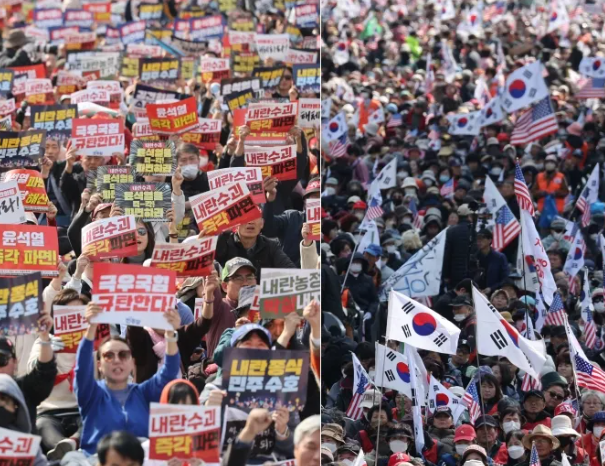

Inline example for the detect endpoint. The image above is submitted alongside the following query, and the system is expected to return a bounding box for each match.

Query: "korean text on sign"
[244,145,297,181]
[1,169,49,212]
[297,98,320,129]
[0,180,25,224]
[0,225,59,277]
[114,182,172,222]
[181,119,222,151]
[245,102,298,133]
[189,181,261,236]
[0,131,46,168]
[0,427,42,463]
[31,104,77,141]
[95,166,136,202]
[128,140,176,176]
[53,305,87,353]
[91,263,176,330]
[148,404,220,463]
[259,268,320,318]
[150,237,218,277]
[222,348,310,411]
[81,215,138,260]
[305,199,321,242]
[146,97,199,135]
[0,273,42,337]
[207,167,265,205]
[72,118,125,157]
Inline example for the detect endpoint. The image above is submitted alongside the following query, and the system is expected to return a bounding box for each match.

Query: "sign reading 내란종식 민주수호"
[128,140,176,176]
[149,404,221,465]
[298,98,320,129]
[1,169,49,212]
[146,97,199,135]
[150,237,217,277]
[0,272,43,336]
[0,130,46,167]
[0,225,59,277]
[92,166,136,202]
[259,268,320,319]
[0,180,26,224]
[81,215,138,260]
[72,118,125,157]
[0,427,42,464]
[244,145,297,181]
[181,119,222,151]
[305,198,321,241]
[114,182,172,222]
[245,102,298,133]
[91,263,176,330]
[207,167,265,205]
[30,105,77,143]
[190,181,261,235]
[293,64,320,93]
[222,348,309,411]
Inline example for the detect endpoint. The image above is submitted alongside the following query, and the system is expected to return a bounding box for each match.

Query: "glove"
[50,335,65,353]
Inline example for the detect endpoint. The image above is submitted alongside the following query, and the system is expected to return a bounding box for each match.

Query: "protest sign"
[293,64,320,93]
[298,98,320,129]
[259,268,320,318]
[49,26,80,45]
[0,115,10,131]
[305,198,321,242]
[31,105,77,143]
[139,58,180,84]
[62,31,97,51]
[131,84,186,118]
[200,58,231,82]
[132,119,157,139]
[181,119,222,151]
[0,273,42,336]
[207,167,265,205]
[147,97,199,135]
[0,181,25,224]
[233,109,288,146]
[0,98,16,116]
[82,215,138,259]
[126,43,163,58]
[255,34,290,62]
[244,145,297,181]
[0,131,46,167]
[129,140,176,176]
[82,2,111,23]
[66,51,121,78]
[190,182,261,235]
[0,427,42,463]
[149,404,220,464]
[8,64,46,100]
[286,48,318,65]
[114,182,172,222]
[91,263,176,330]
[72,118,125,156]
[294,4,319,28]
[246,102,298,133]
[139,2,163,20]
[69,88,110,105]
[225,89,255,112]
[120,20,146,44]
[33,8,63,28]
[64,9,94,27]
[150,237,217,277]
[222,348,309,411]
[0,69,14,97]
[56,70,83,95]
[0,225,59,277]
[187,14,225,40]
[53,305,110,353]
[231,51,261,74]
[121,57,140,78]
[220,77,261,97]
[252,67,285,90]
[221,407,276,457]
[1,169,49,212]
[94,166,136,202]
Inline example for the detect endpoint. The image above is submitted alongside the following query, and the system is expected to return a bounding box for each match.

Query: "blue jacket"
[477,248,510,291]
[75,338,180,454]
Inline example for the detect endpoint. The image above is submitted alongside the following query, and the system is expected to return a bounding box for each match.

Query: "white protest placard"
[25,79,53,97]
[150,237,218,277]
[305,198,321,242]
[69,88,110,105]
[244,145,297,181]
[87,80,122,94]
[259,268,320,318]
[0,428,41,465]
[255,34,290,62]
[298,98,320,129]
[0,180,26,224]
[207,167,265,205]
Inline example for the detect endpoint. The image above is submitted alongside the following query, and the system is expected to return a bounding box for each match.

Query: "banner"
[150,237,217,277]
[0,69,14,97]
[222,348,309,411]
[91,263,176,330]
[305,198,320,241]
[255,34,290,62]
[72,118,124,156]
[200,58,231,82]
[139,2,163,20]
[56,70,83,95]
[294,4,318,28]
[131,83,186,118]
[0,131,46,167]
[31,105,77,143]
[52,305,105,353]
[128,140,176,176]
[207,167,265,205]
[149,404,220,464]
[234,110,288,146]
[0,427,41,464]
[220,77,261,97]
[244,145,297,181]
[81,215,138,259]
[0,180,25,224]
[64,9,94,27]
[225,89,255,112]
[221,407,275,458]
[146,97,199,135]
[187,15,225,40]
[246,102,298,133]
[286,48,318,65]
[252,67,285,89]
[0,225,58,277]
[181,119,222,151]
[132,119,156,139]
[0,273,42,336]
[94,166,136,202]
[190,181,261,235]
[114,182,172,222]
[1,169,49,212]
[24,78,53,105]
[139,58,180,84]
[293,64,320,93]
[259,268,320,318]
[83,2,111,23]
[298,98,320,128]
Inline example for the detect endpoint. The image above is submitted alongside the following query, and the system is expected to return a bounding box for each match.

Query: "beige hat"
[522,425,560,450]
[438,145,454,157]
[458,204,471,216]
[550,415,580,438]
[321,423,345,444]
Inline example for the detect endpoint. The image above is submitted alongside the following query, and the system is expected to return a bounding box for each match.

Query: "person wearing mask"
[335,441,362,465]
[504,430,527,466]
[453,424,477,461]
[340,253,379,337]
[475,229,510,296]
[579,411,605,465]
[532,155,569,214]
[451,296,477,355]
[320,423,346,455]
[386,425,414,456]
[500,408,523,437]
[550,415,585,465]
[97,431,145,466]
[521,425,563,466]
[542,218,572,252]
[175,143,212,201]
[356,405,393,458]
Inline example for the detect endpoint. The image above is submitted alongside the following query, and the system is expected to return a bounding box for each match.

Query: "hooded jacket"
[0,374,48,466]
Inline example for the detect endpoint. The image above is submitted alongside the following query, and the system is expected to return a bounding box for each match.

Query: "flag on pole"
[575,78,605,99]
[563,225,585,284]
[405,343,425,455]
[324,112,348,143]
[544,292,567,326]
[510,97,559,146]
[501,62,549,113]
[346,353,373,420]
[408,198,424,230]
[447,111,481,136]
[493,206,521,251]
[530,442,541,466]
[461,380,481,424]
[369,106,385,125]
[352,450,368,466]
[375,343,428,403]
[521,316,543,392]
[365,188,384,221]
[440,178,455,199]
[387,113,403,128]
[581,269,597,350]
[576,164,600,227]
[375,158,397,190]
[427,375,466,422]
[565,317,605,393]
[580,57,605,78]
[328,132,350,158]
[478,96,505,128]
[358,220,380,255]
[535,292,548,333]
[514,161,536,216]
[547,1,570,33]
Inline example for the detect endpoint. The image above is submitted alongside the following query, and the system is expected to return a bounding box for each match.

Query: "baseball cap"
[221,257,256,281]
[388,453,411,466]
[524,389,545,402]
[347,196,362,204]
[304,178,321,197]
[434,406,453,417]
[554,403,577,417]
[474,415,498,428]
[454,424,476,442]
[230,323,272,347]
[451,296,472,307]
[364,244,382,257]
[353,201,367,210]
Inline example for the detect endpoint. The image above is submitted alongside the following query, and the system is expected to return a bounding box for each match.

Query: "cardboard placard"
[72,118,125,156]
[207,167,266,205]
[0,225,59,277]
[252,67,285,89]
[0,98,16,116]
[255,34,290,62]
[0,69,14,97]
[231,51,260,74]
[69,88,110,105]
[0,180,25,224]
[1,169,49,212]
[52,305,110,353]
[130,83,186,118]
[150,237,217,277]
[233,109,288,146]
[114,182,172,222]
[129,140,176,176]
[244,145,297,181]
[0,131,46,168]
[64,9,94,27]
[81,215,139,259]
[259,268,320,318]
[139,58,180,84]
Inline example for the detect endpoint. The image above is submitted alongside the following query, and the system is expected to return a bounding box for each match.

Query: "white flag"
[501,61,549,113]
[563,226,585,280]
[352,449,368,466]
[369,106,385,125]
[478,96,505,128]
[447,111,481,136]
[535,292,548,333]
[474,77,491,106]
[405,344,425,455]
[386,290,461,355]
[358,220,380,253]
[321,98,332,120]
[473,286,547,379]
[547,1,570,33]
[580,57,605,78]
[440,0,456,20]
[483,176,507,213]
[427,375,466,423]
[374,343,427,403]
[457,6,483,35]
[323,112,348,143]
[333,41,350,65]
[516,236,538,294]
[375,158,397,190]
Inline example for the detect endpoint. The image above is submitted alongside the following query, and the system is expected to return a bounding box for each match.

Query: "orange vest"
[536,172,566,212]
[358,99,381,132]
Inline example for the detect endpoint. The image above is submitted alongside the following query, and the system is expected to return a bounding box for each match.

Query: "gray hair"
[294,415,321,445]
[581,390,605,407]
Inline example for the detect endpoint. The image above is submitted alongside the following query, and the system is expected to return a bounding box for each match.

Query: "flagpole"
[566,315,588,454]
[473,293,491,452]
[341,240,360,294]
[374,342,386,459]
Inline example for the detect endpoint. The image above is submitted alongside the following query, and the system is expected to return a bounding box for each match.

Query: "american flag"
[583,270,597,350]
[584,302,597,350]
[328,132,350,158]
[365,189,384,221]
[387,113,402,128]
[514,161,535,216]
[346,354,372,420]
[576,78,605,99]
[408,198,424,230]
[493,205,521,251]
[440,178,454,199]
[461,381,481,424]
[573,351,605,393]
[510,97,559,146]
[521,317,543,391]
[577,185,592,227]
[529,442,541,466]
[544,292,567,326]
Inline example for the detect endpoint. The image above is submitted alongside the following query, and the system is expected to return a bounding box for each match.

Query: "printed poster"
[1,170,49,212]
[0,273,42,336]
[81,215,139,260]
[114,182,172,222]
[305,198,321,241]
[128,140,176,176]
[0,131,46,168]
[207,167,266,205]
[0,180,26,224]
[150,237,217,277]
[72,118,125,156]
[259,268,320,318]
[244,145,297,181]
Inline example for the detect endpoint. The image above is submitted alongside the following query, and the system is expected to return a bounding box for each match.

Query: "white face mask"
[181,164,199,179]
[389,440,408,453]
[453,313,467,322]
[387,245,397,254]
[354,212,365,221]
[503,421,521,434]
[405,188,417,197]
[342,460,354,466]
[455,444,469,456]
[594,426,605,439]
[545,162,557,172]
[325,187,336,196]
[491,167,502,176]
[508,445,525,459]
[368,369,376,379]
[350,263,362,274]
[425,179,434,187]
[199,155,209,168]
[322,442,337,453]
[552,232,563,240]
[594,302,605,313]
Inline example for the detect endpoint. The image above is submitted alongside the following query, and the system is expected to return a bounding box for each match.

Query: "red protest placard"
[146,97,199,135]
[305,198,321,241]
[207,167,266,205]
[150,237,217,277]
[81,215,139,260]
[149,404,220,463]
[9,64,46,99]
[246,102,298,133]
[190,182,261,236]
[83,2,111,23]
[53,305,110,353]
[233,109,288,146]
[0,224,59,277]
[72,118,125,157]
[91,263,176,330]
[2,169,49,212]
[0,427,42,465]
[244,145,297,181]
[181,118,222,151]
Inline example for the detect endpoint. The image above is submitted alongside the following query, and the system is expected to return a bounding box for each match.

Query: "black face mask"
[392,197,403,205]
[0,406,16,428]
[558,437,573,448]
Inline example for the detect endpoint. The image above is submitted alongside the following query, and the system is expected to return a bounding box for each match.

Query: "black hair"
[123,221,155,262]
[97,336,132,361]
[367,404,393,422]
[176,143,200,160]
[167,382,199,404]
[97,431,144,466]
[505,429,526,446]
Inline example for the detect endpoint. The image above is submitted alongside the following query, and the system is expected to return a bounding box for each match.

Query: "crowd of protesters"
[0,0,322,464]
[319,1,605,466]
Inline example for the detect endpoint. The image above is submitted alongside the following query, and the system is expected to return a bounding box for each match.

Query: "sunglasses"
[283,75,293,80]
[137,227,147,236]
[548,391,565,400]
[101,350,132,362]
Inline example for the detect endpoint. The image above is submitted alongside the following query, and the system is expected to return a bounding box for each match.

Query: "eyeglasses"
[283,75,293,80]
[137,227,147,236]
[548,391,565,400]
[229,274,256,284]
[101,350,132,362]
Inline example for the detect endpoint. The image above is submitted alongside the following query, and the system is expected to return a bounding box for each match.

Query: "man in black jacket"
[40,138,72,226]
[0,29,61,68]
[443,204,476,288]
[340,253,378,339]
[476,229,510,295]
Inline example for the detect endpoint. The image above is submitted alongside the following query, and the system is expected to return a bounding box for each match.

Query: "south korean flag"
[447,111,481,136]
[479,96,505,128]
[501,61,549,113]
[580,57,605,79]
[374,343,427,404]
